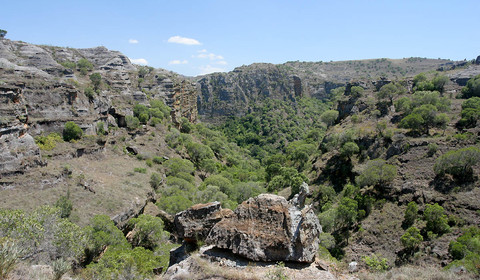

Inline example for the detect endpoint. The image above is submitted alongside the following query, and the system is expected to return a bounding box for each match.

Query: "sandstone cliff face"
[195,59,453,121]
[0,39,197,175]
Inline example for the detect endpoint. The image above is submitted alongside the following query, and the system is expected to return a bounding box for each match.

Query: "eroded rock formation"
[205,193,322,263]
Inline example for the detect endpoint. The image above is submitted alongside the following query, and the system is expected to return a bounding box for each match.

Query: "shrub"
[362,254,389,272]
[401,226,423,252]
[186,142,214,167]
[320,110,339,127]
[63,121,83,141]
[462,74,480,98]
[423,203,450,235]
[399,104,439,135]
[77,58,93,75]
[377,83,405,103]
[85,246,163,279]
[458,97,480,128]
[0,238,22,280]
[447,226,480,274]
[52,258,71,280]
[60,60,76,70]
[356,159,397,187]
[125,115,140,130]
[340,141,359,158]
[85,215,129,258]
[134,167,147,173]
[180,117,193,133]
[156,195,193,215]
[0,29,7,38]
[163,158,195,176]
[127,215,168,249]
[89,73,102,91]
[350,86,364,98]
[96,121,106,135]
[427,143,438,157]
[403,201,418,228]
[54,195,73,218]
[434,147,480,181]
[35,132,63,150]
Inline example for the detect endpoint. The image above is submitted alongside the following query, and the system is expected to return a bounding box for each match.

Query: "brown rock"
[205,194,322,263]
[174,201,233,242]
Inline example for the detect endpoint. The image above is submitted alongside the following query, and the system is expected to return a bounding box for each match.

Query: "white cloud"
[216,60,228,65]
[199,65,226,75]
[129,39,139,44]
[196,52,224,60]
[169,60,188,65]
[130,58,148,65]
[198,49,207,53]
[167,35,201,45]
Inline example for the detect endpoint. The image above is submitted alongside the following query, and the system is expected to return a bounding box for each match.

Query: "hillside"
[1,37,480,280]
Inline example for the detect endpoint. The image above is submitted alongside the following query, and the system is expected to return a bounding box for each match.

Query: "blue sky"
[2,1,479,76]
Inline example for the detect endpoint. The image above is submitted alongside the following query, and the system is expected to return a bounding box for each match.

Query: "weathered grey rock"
[174,202,233,242]
[205,194,322,263]
[348,261,358,272]
[0,128,43,175]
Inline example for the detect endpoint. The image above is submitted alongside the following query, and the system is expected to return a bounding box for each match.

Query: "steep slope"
[0,39,196,176]
[196,58,456,121]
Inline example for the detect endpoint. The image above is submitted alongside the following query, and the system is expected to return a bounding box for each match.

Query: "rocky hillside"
[2,37,480,280]
[0,39,196,176]
[196,58,458,121]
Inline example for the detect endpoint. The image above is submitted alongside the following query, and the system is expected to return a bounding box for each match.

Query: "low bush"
[63,121,83,142]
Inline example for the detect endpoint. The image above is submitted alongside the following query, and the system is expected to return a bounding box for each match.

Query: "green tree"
[401,226,423,252]
[125,116,140,130]
[377,83,405,103]
[321,110,339,127]
[62,121,83,141]
[356,159,397,188]
[336,197,358,228]
[432,74,449,93]
[0,29,7,38]
[433,147,480,181]
[186,142,214,167]
[458,97,480,128]
[127,215,168,250]
[462,74,480,98]
[267,167,307,195]
[403,201,418,228]
[89,73,102,91]
[85,215,129,257]
[340,141,359,158]
[350,86,364,98]
[424,203,450,235]
[399,104,439,134]
[163,158,195,176]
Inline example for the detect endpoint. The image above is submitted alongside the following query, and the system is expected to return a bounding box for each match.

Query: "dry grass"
[0,129,173,226]
[356,265,475,280]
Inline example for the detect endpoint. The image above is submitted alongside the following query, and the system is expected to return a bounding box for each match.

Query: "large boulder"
[205,193,322,263]
[174,202,233,242]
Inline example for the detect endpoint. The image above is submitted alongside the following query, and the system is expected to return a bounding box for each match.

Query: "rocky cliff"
[195,58,455,121]
[0,39,196,175]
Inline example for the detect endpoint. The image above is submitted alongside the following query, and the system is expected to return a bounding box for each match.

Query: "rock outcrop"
[205,193,322,263]
[174,201,233,242]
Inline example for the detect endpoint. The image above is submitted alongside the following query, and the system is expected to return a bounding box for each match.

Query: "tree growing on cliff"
[89,73,102,92]
[0,29,7,38]
[63,121,83,142]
